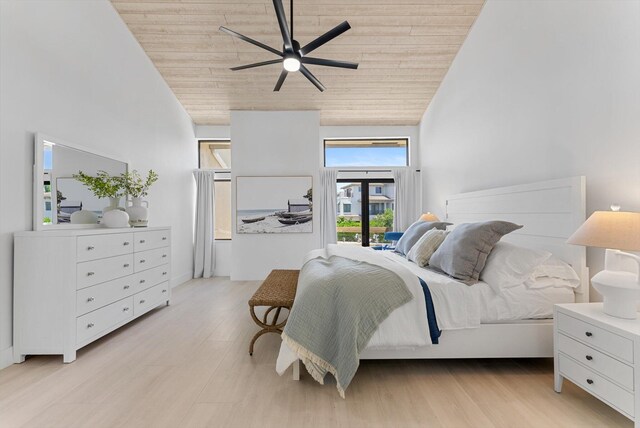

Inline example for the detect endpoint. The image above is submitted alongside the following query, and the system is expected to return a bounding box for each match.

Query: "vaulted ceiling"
[111,0,483,125]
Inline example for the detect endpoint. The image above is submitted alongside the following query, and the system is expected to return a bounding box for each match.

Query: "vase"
[103,197,122,214]
[102,209,130,228]
[126,197,149,227]
[70,209,98,224]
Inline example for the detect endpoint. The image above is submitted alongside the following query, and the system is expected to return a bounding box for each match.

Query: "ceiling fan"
[219,0,358,92]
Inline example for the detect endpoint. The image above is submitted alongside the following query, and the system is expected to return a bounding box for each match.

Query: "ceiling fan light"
[283,57,301,72]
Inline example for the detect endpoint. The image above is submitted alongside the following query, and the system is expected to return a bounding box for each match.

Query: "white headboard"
[446,177,589,302]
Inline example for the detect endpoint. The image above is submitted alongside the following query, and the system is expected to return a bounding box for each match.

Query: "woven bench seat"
[248,269,299,355]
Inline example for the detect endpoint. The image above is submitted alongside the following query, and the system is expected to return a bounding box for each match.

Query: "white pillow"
[480,242,552,294]
[406,228,448,267]
[527,256,580,289]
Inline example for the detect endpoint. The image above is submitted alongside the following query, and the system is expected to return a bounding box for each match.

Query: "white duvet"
[276,245,574,374]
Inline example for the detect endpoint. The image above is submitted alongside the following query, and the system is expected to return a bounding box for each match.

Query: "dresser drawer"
[134,247,169,272]
[77,254,134,289]
[76,275,136,316]
[133,265,170,292]
[77,233,133,262]
[76,297,134,344]
[134,230,170,252]
[558,333,633,391]
[134,282,169,316]
[559,354,634,417]
[557,312,633,363]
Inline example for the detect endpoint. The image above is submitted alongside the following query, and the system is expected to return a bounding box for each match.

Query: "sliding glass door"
[336,179,394,247]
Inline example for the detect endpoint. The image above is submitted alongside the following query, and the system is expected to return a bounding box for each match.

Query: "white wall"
[0,0,197,368]
[230,111,321,280]
[419,0,640,290]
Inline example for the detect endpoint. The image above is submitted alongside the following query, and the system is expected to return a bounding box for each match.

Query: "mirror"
[34,133,128,230]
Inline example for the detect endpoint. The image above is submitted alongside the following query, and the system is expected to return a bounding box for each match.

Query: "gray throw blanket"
[281,256,413,397]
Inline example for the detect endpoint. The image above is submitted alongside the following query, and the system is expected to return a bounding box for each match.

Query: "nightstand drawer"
[559,354,634,417]
[557,312,633,363]
[558,333,633,391]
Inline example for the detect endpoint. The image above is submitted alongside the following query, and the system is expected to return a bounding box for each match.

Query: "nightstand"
[554,303,640,426]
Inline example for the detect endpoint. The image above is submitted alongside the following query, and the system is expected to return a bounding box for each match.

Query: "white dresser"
[13,226,171,363]
[554,303,640,426]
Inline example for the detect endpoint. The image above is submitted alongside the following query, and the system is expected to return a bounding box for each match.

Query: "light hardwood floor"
[0,278,631,428]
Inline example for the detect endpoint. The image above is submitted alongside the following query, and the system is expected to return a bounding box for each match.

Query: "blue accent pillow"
[394,221,452,256]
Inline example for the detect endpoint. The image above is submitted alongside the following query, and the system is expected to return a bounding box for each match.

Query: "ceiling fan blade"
[219,26,283,57]
[274,69,288,91]
[299,21,351,57]
[272,0,293,53]
[299,65,325,92]
[301,57,358,70]
[231,59,282,71]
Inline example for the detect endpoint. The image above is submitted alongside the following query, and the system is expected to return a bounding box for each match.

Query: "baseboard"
[0,346,14,370]
[171,271,193,288]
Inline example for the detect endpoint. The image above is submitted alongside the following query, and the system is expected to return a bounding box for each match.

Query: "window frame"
[198,139,232,241]
[336,178,394,247]
[323,137,410,168]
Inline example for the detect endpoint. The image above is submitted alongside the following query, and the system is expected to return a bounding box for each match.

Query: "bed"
[277,176,589,385]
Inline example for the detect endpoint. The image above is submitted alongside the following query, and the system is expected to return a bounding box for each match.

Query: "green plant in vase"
[120,170,158,227]
[73,170,124,212]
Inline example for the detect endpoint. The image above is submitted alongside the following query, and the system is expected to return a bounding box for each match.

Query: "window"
[199,140,231,169]
[198,140,231,240]
[324,138,409,167]
[336,179,394,247]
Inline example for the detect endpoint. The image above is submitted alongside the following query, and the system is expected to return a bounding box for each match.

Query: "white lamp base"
[592,270,640,320]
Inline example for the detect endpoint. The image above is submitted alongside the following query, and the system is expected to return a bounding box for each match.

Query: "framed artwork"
[236,176,313,234]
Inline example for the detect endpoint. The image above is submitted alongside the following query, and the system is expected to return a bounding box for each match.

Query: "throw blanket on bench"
[281,255,413,398]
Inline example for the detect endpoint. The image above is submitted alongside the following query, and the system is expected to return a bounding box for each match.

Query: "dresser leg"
[63,351,76,363]
[554,373,563,393]
[13,353,26,364]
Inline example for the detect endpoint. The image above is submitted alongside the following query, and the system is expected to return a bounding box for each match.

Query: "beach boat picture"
[236,176,313,234]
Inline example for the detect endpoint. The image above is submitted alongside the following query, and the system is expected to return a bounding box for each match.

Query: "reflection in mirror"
[36,135,127,229]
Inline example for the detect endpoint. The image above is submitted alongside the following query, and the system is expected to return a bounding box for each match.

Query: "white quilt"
[276,245,480,375]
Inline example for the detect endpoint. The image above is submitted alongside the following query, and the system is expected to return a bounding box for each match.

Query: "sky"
[325,147,407,167]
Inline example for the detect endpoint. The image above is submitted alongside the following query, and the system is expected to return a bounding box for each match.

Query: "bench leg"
[293,359,300,381]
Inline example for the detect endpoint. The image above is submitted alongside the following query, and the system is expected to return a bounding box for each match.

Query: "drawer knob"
[140,239,146,243]
[140,279,146,284]
[585,331,593,337]
[162,289,167,293]
[87,246,95,251]
[162,254,167,258]
[586,379,594,385]
[87,272,95,276]
[585,355,593,361]
[87,297,95,302]
[123,307,130,312]
[140,299,146,304]
[124,285,130,290]
[140,259,146,264]
[123,263,130,268]
[87,323,94,328]
[162,237,167,241]
[123,241,130,246]
[162,272,167,276]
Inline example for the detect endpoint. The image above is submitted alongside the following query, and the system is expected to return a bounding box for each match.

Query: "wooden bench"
[248,269,299,356]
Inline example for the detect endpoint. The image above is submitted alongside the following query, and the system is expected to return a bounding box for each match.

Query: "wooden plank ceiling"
[111,0,484,125]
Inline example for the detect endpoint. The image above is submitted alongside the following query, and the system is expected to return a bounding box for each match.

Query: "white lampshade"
[567,211,640,251]
[419,212,440,222]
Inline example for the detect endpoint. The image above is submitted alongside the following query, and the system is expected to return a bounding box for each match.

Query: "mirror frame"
[33,132,129,231]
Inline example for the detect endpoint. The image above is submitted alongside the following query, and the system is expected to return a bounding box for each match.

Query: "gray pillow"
[394,221,452,256]
[429,221,523,284]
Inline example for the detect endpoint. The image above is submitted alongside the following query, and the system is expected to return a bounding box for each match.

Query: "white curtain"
[193,170,216,278]
[392,167,421,232]
[319,168,339,247]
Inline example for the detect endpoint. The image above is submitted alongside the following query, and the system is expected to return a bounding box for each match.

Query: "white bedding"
[276,245,575,374]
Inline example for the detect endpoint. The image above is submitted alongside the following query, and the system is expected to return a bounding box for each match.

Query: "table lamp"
[419,212,440,222]
[567,206,640,319]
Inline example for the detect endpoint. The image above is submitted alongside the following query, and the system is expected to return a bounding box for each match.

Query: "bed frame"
[291,177,588,377]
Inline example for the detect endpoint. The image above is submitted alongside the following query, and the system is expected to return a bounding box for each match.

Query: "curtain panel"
[193,170,216,278]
